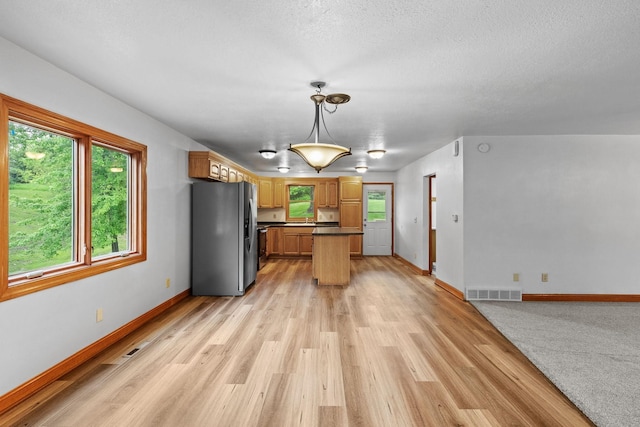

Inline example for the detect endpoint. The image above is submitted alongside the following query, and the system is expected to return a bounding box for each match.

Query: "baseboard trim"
[434,278,465,301]
[0,289,190,415]
[392,253,428,275]
[523,293,640,302]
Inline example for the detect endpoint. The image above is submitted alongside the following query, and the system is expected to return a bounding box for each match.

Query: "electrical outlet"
[541,273,549,282]
[513,273,520,282]
[165,278,171,288]
[273,214,276,219]
[96,308,103,323]
[329,214,333,219]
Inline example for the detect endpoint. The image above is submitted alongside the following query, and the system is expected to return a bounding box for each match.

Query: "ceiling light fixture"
[367,149,386,159]
[355,166,368,173]
[277,166,290,173]
[289,81,351,173]
[259,149,277,159]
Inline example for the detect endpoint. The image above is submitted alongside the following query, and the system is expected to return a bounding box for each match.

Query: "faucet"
[305,217,308,224]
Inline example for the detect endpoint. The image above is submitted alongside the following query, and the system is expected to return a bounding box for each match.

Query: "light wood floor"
[0,257,593,426]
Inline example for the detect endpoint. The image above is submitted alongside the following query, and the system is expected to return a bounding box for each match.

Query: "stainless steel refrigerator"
[191,181,257,296]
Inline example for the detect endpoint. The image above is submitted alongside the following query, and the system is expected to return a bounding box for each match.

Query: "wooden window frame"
[0,94,147,302]
[285,183,316,223]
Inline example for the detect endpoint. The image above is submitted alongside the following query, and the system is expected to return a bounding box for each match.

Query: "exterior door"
[362,184,392,256]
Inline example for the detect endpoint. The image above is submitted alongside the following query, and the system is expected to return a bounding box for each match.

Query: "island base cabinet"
[312,235,350,286]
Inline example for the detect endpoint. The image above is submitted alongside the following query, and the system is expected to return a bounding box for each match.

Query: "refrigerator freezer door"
[243,182,258,289]
[192,182,244,296]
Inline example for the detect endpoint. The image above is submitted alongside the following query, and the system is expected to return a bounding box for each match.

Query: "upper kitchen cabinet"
[339,176,363,201]
[272,178,284,208]
[258,177,284,208]
[188,151,256,184]
[317,179,338,208]
[258,178,273,208]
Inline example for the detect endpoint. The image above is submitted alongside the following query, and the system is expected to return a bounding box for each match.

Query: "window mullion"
[78,137,92,265]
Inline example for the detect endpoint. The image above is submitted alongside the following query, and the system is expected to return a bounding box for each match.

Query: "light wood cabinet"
[317,181,327,207]
[317,179,338,208]
[258,179,273,208]
[267,227,282,256]
[327,181,338,208]
[339,176,363,256]
[300,234,313,255]
[273,178,284,208]
[283,233,300,255]
[339,176,362,201]
[188,151,257,184]
[282,227,313,256]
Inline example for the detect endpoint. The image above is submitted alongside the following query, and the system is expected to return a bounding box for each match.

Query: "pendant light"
[289,82,351,173]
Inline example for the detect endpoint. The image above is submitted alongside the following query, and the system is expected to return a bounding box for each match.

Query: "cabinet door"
[340,201,363,256]
[283,233,300,255]
[340,201,362,228]
[273,179,284,208]
[317,181,327,207]
[327,181,338,208]
[339,176,362,201]
[300,234,313,255]
[258,179,273,208]
[267,227,282,255]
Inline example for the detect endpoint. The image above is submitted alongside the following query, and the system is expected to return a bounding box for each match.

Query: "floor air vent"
[122,341,150,359]
[466,288,522,301]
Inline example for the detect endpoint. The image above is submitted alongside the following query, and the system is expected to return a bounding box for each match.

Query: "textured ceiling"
[1,0,639,174]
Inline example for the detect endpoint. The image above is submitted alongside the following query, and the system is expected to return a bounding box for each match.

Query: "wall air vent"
[466,288,522,301]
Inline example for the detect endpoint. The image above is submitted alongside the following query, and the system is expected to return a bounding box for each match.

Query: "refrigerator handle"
[247,197,256,251]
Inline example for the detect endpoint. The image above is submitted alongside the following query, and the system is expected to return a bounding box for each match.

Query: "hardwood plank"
[0,257,594,426]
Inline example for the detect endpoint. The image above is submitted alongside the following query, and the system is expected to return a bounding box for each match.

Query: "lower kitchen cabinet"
[267,227,282,256]
[281,227,314,256]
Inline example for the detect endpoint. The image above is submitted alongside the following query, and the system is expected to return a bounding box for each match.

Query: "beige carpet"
[472,301,640,427]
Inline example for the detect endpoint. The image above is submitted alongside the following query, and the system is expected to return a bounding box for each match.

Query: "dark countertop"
[258,222,339,228]
[312,227,364,236]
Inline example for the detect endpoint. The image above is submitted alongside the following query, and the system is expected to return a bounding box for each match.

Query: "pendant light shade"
[289,82,351,173]
[289,143,351,173]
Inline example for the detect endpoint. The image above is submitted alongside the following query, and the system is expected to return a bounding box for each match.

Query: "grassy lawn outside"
[289,200,313,218]
[367,199,386,221]
[9,182,117,275]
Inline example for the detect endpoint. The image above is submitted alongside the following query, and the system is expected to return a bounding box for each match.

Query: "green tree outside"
[8,122,128,275]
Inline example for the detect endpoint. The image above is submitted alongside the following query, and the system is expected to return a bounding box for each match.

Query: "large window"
[1,94,147,301]
[287,185,315,221]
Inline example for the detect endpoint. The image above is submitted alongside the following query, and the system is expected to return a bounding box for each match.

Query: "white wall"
[395,140,464,292]
[463,135,640,294]
[0,37,204,395]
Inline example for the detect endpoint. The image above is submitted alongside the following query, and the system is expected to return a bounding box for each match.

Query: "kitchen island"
[312,227,364,286]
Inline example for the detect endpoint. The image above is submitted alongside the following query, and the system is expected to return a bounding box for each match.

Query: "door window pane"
[91,145,130,258]
[8,121,75,276]
[367,190,386,221]
[288,185,314,219]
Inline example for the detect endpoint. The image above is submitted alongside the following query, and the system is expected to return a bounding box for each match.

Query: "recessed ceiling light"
[259,149,277,159]
[367,149,386,159]
[277,166,290,173]
[355,166,368,173]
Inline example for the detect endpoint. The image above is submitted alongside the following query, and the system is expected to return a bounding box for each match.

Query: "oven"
[258,228,267,270]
